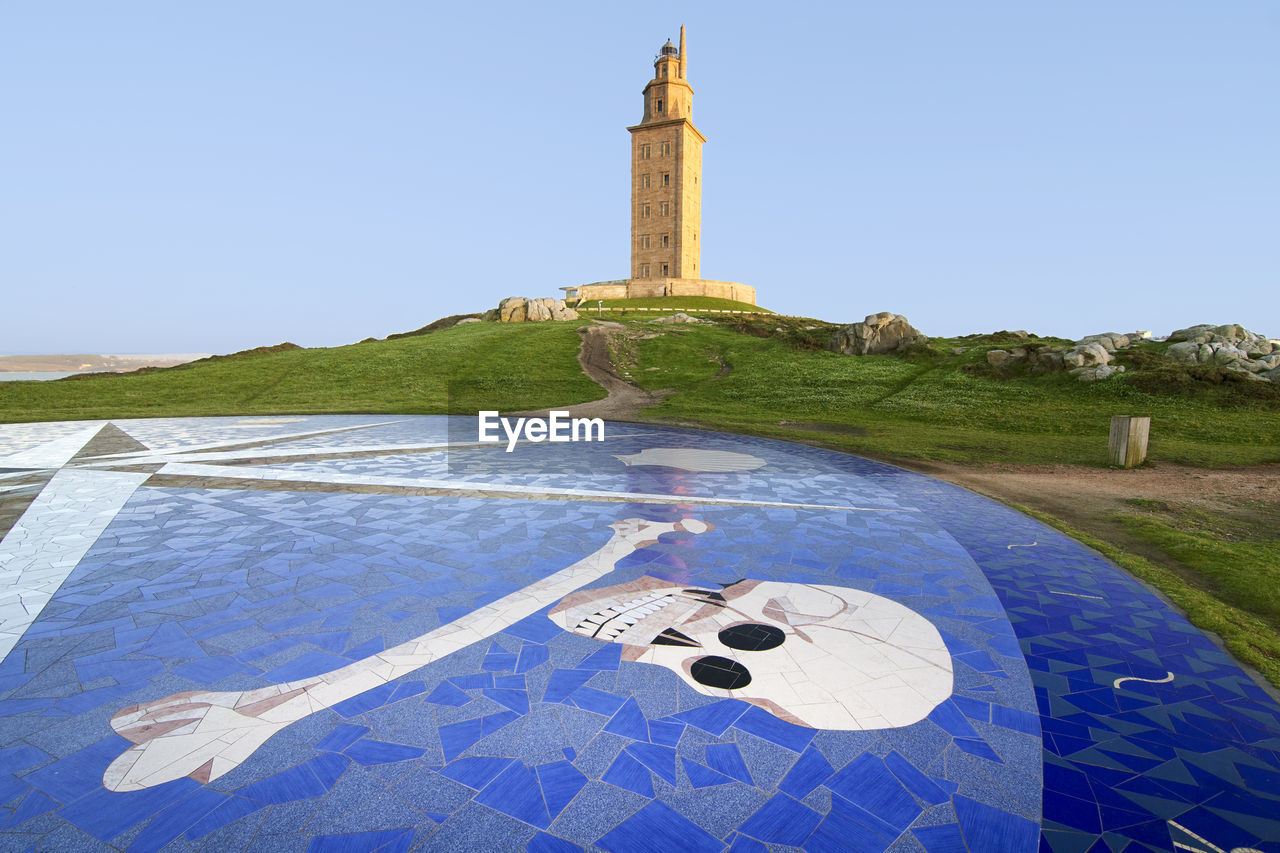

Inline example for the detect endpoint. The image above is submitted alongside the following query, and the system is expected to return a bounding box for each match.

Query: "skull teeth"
[574,592,676,638]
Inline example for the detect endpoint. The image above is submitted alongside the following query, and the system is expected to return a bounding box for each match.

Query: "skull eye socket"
[690,656,752,690]
[718,623,785,652]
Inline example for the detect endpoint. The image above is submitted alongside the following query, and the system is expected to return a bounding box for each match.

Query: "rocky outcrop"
[1070,365,1126,382]
[1077,332,1133,352]
[1064,342,1113,369]
[497,297,579,323]
[1051,331,1143,380]
[1167,323,1255,344]
[649,312,710,325]
[1163,323,1278,382]
[985,331,1143,381]
[828,312,928,356]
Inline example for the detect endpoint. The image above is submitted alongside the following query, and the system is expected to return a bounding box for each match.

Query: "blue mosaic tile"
[738,793,822,846]
[603,751,654,798]
[2,790,57,829]
[732,707,816,754]
[827,754,923,833]
[596,800,723,853]
[664,699,746,736]
[705,743,754,787]
[541,669,594,704]
[647,719,683,748]
[239,762,330,803]
[602,698,649,741]
[306,828,413,852]
[526,831,582,853]
[534,761,586,820]
[954,794,1040,851]
[129,788,236,851]
[343,740,426,766]
[440,756,513,790]
[425,680,471,707]
[569,687,626,717]
[682,758,732,789]
[315,724,369,753]
[1,416,1278,850]
[778,745,834,800]
[473,761,552,829]
[625,743,679,787]
[184,796,264,841]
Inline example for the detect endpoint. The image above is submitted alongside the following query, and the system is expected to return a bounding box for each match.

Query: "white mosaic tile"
[155,461,899,513]
[0,422,106,468]
[0,468,149,659]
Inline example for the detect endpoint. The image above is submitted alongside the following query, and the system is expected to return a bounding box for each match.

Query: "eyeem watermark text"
[478,411,605,452]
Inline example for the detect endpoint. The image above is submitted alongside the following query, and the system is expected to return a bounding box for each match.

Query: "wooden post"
[1108,416,1150,468]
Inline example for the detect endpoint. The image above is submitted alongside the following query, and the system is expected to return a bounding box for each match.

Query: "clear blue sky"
[2,2,1276,354]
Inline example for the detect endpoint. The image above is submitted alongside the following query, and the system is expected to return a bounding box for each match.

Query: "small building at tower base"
[561,278,756,306]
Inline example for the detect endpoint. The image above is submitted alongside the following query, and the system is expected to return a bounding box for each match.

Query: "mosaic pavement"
[0,416,1276,852]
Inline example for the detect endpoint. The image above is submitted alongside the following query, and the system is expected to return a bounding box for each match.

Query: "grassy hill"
[626,319,1280,467]
[1,314,1276,467]
[0,322,602,423]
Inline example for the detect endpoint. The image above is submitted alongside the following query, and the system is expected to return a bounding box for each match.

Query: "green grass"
[628,322,1280,467]
[1115,500,1280,633]
[7,316,1276,468]
[4,315,1277,469]
[1014,503,1280,687]
[0,321,602,423]
[583,296,771,313]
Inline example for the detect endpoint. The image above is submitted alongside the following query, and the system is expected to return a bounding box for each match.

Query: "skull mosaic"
[548,576,954,730]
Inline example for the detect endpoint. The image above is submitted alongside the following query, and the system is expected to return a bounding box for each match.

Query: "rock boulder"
[1070,365,1126,382]
[497,297,579,323]
[1162,322,1280,382]
[828,313,929,356]
[1077,332,1133,353]
[1063,342,1113,369]
[650,312,709,325]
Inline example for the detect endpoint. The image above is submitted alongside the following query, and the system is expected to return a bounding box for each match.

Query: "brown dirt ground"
[892,458,1280,586]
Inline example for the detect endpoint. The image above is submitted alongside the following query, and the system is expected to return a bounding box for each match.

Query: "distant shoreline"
[0,353,210,373]
[0,371,83,382]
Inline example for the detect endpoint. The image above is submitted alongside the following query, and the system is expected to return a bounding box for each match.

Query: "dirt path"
[555,322,667,422]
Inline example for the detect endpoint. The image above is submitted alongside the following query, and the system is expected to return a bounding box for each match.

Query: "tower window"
[640,234,650,249]
[660,142,671,156]
[640,144,651,160]
[662,264,669,276]
[641,264,651,278]
[661,173,670,187]
[660,202,669,216]
[640,174,650,189]
[642,204,651,218]
[657,99,663,113]
[662,234,669,248]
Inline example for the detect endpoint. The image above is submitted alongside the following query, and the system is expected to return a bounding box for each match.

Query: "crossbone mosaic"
[0,416,1275,851]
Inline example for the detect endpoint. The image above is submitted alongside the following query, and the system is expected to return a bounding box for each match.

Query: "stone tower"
[561,29,754,306]
[628,26,704,282]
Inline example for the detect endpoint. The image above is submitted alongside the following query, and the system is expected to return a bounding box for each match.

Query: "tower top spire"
[679,25,686,74]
